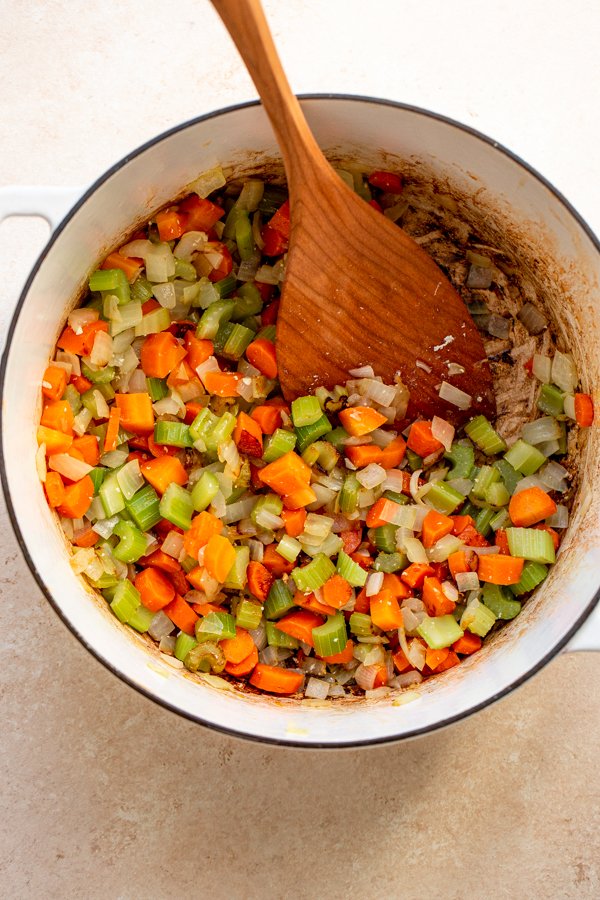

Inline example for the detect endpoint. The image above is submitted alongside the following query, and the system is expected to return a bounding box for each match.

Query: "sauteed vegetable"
[36,167,594,699]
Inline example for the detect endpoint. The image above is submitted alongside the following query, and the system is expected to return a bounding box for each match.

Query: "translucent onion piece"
[456,571,480,592]
[101,449,129,469]
[356,463,387,489]
[68,308,98,333]
[48,453,93,481]
[431,416,455,451]
[354,664,379,691]
[382,469,407,493]
[546,504,569,529]
[405,537,428,564]
[148,610,174,642]
[237,251,261,283]
[365,686,391,699]
[391,670,423,688]
[305,678,330,700]
[195,356,221,383]
[487,314,511,339]
[90,330,113,367]
[366,572,384,597]
[428,534,464,562]
[162,531,184,559]
[191,165,226,199]
[153,282,177,309]
[92,515,120,539]
[521,416,562,446]
[441,581,459,603]
[551,350,577,393]
[438,381,472,410]
[120,239,153,259]
[512,475,547,495]
[55,350,81,376]
[173,231,207,260]
[358,378,397,406]
[222,496,257,524]
[406,638,426,671]
[518,302,548,335]
[348,365,375,378]
[539,460,569,492]
[532,353,552,383]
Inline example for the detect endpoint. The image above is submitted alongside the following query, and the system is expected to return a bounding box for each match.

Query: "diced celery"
[191,471,220,511]
[154,421,194,448]
[328,426,350,450]
[214,322,254,359]
[264,579,296,619]
[460,600,496,637]
[189,407,219,443]
[482,583,522,619]
[484,481,510,507]
[336,549,367,588]
[110,579,141,623]
[159,483,193,530]
[444,438,475,479]
[504,440,546,475]
[291,395,322,427]
[471,465,500,500]
[263,428,297,462]
[314,441,339,473]
[81,361,116,385]
[128,605,155,633]
[175,258,197,282]
[373,552,406,573]
[349,612,373,636]
[110,300,142,336]
[63,384,82,415]
[224,545,250,590]
[89,268,130,305]
[205,412,237,453]
[146,377,169,402]
[406,449,423,472]
[417,614,464,649]
[490,508,511,532]
[294,415,332,452]
[184,641,226,673]
[235,599,263,631]
[383,490,408,505]
[312,613,347,658]
[175,631,198,661]
[509,560,549,595]
[112,520,148,564]
[89,467,106,495]
[276,534,302,562]
[231,284,263,320]
[196,611,236,642]
[339,473,360,515]
[131,276,154,302]
[493,458,521,494]
[475,507,496,537]
[427,481,465,514]
[125,484,161,532]
[465,416,506,455]
[538,383,564,417]
[196,299,235,340]
[266,621,299,649]
[134,306,171,336]
[371,524,398,553]
[251,494,283,530]
[235,212,256,260]
[99,470,126,516]
[292,553,336,592]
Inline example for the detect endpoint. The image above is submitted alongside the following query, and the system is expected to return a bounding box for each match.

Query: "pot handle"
[0,185,83,230]
[564,605,600,652]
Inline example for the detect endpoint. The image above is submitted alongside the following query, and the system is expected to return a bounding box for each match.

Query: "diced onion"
[354,664,379,691]
[532,353,552,383]
[472,545,501,555]
[513,475,547,495]
[68,308,98,333]
[365,686,391,699]
[92,515,120,539]
[438,381,472,410]
[428,534,464,562]
[90,330,113,367]
[366,572,384,597]
[446,477,472,496]
[518,302,548,335]
[196,356,221,383]
[456,571,480,592]
[101,449,129,468]
[404,537,428,564]
[382,469,406,493]
[563,394,576,420]
[406,638,426,671]
[173,231,207,260]
[35,443,47,483]
[191,165,226,199]
[358,378,397,406]
[148,611,175,642]
[127,368,148,393]
[55,350,81,376]
[390,670,423,688]
[305,678,330,700]
[48,453,93,481]
[236,251,261,282]
[551,351,578,393]
[120,239,153,259]
[93,390,110,419]
[162,531,184,559]
[153,282,177,309]
[431,415,455,451]
[539,460,569,492]
[521,416,562,445]
[255,264,279,285]
[349,365,375,378]
[223,496,257,524]
[153,396,182,416]
[441,581,459,603]
[356,463,387,489]
[546,504,569,529]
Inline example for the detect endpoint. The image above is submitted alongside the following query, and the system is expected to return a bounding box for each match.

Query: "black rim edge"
[2,93,599,750]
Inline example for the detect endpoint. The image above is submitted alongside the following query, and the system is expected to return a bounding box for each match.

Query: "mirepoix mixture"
[36,165,594,700]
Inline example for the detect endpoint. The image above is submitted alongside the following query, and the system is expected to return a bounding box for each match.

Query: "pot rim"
[2,93,599,749]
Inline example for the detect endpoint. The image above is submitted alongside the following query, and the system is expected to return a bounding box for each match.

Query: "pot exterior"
[2,98,599,747]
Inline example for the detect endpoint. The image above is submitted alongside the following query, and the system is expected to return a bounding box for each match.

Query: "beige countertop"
[1,2,599,897]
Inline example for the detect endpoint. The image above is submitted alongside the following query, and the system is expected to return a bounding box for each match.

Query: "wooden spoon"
[211,0,495,424]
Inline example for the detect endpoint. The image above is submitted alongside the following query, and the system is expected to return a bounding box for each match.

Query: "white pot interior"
[3,98,599,746]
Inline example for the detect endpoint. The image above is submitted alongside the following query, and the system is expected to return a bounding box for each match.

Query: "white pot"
[1,96,599,747]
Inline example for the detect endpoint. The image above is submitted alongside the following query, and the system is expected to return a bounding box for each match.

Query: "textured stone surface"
[1,2,599,897]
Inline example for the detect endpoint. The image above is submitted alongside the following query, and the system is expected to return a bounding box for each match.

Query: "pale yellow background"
[1,2,599,897]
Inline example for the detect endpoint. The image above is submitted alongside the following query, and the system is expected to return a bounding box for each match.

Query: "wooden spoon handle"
[210,0,327,187]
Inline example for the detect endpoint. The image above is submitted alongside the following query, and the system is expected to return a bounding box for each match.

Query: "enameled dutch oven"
[1,96,599,747]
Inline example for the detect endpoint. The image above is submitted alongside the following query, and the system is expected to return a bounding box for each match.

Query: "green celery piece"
[460,600,497,637]
[276,534,302,563]
[349,612,373,636]
[89,467,106,495]
[406,449,423,472]
[336,549,367,588]
[159,483,193,530]
[373,552,406,573]
[146,377,169,402]
[493,458,521,495]
[99,471,126,517]
[128,605,155,633]
[264,579,296,620]
[292,553,336,592]
[538,383,565,417]
[510,560,549,595]
[504,440,546,475]
[224,545,250,590]
[63,384,82,415]
[131,276,154,302]
[196,611,236,642]
[174,258,197,281]
[312,613,348,658]
[417,615,464,649]
[314,441,339,473]
[383,490,408,505]
[465,416,506,456]
[266,621,299,649]
[459,500,479,521]
[191,471,220,511]
[263,428,297,462]
[427,481,465,514]
[189,407,219,443]
[112,520,148,564]
[490,508,511,532]
[214,274,237,298]
[223,204,247,240]
[196,299,235,340]
[327,426,350,450]
[485,481,510,508]
[125,484,161,532]
[95,381,116,402]
[235,212,256,260]
[251,493,283,529]
[258,185,288,215]
[471,465,500,500]
[174,632,198,661]
[89,267,130,305]
[339,473,360,515]
[184,641,226,673]
[134,306,171,337]
[153,421,193,448]
[205,412,237,453]
[291,395,322,427]
[444,439,475,480]
[214,322,254,360]
[302,444,320,467]
[231,284,263,321]
[81,361,116,385]
[110,579,141,623]
[294,415,332,453]
[255,324,276,343]
[475,507,496,537]
[234,599,263,631]
[482,583,522,619]
[371,524,398,553]
[89,573,120,590]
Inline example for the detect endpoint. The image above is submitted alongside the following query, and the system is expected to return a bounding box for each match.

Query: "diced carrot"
[246,338,278,379]
[163,594,198,635]
[56,319,108,356]
[370,589,404,630]
[202,371,243,397]
[103,407,121,454]
[459,525,490,548]
[452,632,482,655]
[260,294,279,320]
[434,650,460,673]
[221,627,255,665]
[37,426,73,455]
[183,511,223,559]
[451,515,475,536]
[379,435,407,468]
[494,530,510,555]
[339,406,388,437]
[478,554,524,585]
[41,400,74,435]
[281,508,306,538]
[56,475,94,518]
[340,529,362,555]
[72,435,100,467]
[276,610,325,647]
[401,562,434,590]
[42,365,67,401]
[251,404,282,435]
[44,471,65,508]
[406,420,443,457]
[425,647,450,671]
[365,497,389,528]
[184,333,214,370]
[575,393,594,427]
[368,170,403,193]
[147,432,178,458]
[101,251,142,282]
[321,639,355,664]
[247,560,274,602]
[261,543,295,575]
[393,648,414,673]
[373,665,389,688]
[259,451,311,496]
[534,523,560,551]
[134,567,175,612]
[294,590,337,617]
[184,401,206,426]
[234,411,263,458]
[142,298,161,314]
[345,444,384,467]
[350,551,373,570]
[206,242,234,282]
[69,374,93,394]
[140,332,187,379]
[261,223,288,256]
[321,574,352,610]
[166,359,198,390]
[282,485,318,509]
[155,208,187,241]
[508,486,557,527]
[178,195,225,231]
[422,576,455,616]
[142,548,183,575]
[353,587,370,614]
[192,601,226,617]
[225,644,259,676]
[448,550,471,579]
[381,573,411,599]
[250,663,304,695]
[140,456,188,494]
[269,199,290,238]
[204,534,236,582]
[421,509,454,548]
[73,526,100,548]
[115,393,155,435]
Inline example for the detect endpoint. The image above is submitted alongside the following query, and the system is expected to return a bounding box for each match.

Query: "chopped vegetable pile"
[37,165,595,700]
